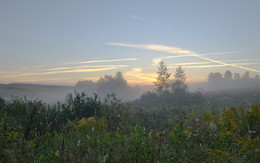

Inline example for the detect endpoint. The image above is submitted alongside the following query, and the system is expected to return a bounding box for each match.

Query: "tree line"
[154,61,187,93]
[206,70,260,91]
[208,70,260,83]
[74,72,142,101]
[133,61,204,107]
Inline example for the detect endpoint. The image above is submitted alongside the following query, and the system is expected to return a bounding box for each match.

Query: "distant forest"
[75,72,142,101]
[207,70,260,90]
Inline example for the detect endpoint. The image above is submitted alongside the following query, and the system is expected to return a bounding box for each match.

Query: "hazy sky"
[1,0,260,85]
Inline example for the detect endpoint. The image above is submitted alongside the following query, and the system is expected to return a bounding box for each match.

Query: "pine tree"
[154,61,171,93]
[172,65,187,92]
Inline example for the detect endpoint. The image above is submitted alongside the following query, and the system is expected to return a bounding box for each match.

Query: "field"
[1,90,259,162]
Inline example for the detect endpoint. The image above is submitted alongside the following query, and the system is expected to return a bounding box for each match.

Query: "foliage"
[138,64,200,108]
[172,65,187,93]
[212,106,260,162]
[75,71,142,101]
[154,61,171,93]
[224,70,233,80]
[207,70,260,91]
[0,94,259,162]
[133,90,205,107]
[208,72,223,83]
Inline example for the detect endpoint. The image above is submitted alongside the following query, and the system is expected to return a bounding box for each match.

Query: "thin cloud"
[107,42,260,73]
[21,67,126,76]
[107,43,195,55]
[125,68,156,84]
[0,71,8,74]
[47,65,128,71]
[152,52,234,65]
[1,65,128,78]
[152,52,233,65]
[221,59,260,62]
[65,58,138,65]
[125,15,168,27]
[152,58,163,65]
[17,77,68,83]
[29,58,138,69]
[31,65,48,68]
[1,57,137,80]
[169,63,256,69]
[168,62,258,66]
[169,62,212,66]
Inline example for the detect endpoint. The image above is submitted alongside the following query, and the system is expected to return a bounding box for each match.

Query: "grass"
[0,92,259,162]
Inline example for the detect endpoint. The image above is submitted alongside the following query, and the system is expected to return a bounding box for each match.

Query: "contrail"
[107,42,260,72]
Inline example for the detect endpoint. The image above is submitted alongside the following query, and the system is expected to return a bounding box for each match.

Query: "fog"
[1,70,260,105]
[74,72,144,101]
[0,72,146,104]
[189,70,260,92]
[0,83,74,105]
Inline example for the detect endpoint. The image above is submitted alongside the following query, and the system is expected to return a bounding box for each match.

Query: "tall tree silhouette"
[234,72,241,80]
[154,61,171,93]
[224,70,233,80]
[208,72,223,83]
[242,71,250,80]
[172,65,187,93]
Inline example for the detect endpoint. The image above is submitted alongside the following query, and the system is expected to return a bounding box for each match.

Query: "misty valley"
[1,64,260,162]
[1,1,260,162]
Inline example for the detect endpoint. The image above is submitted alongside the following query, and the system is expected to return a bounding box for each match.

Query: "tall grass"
[0,93,259,162]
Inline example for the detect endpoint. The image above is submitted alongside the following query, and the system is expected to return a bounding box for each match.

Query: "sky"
[0,0,260,86]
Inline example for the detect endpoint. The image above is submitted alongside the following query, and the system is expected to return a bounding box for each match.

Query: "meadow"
[0,90,259,162]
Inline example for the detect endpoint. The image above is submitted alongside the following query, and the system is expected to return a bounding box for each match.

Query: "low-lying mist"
[0,72,146,104]
[74,72,145,102]
[1,69,260,106]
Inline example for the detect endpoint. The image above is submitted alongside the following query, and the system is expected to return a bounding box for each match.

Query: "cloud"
[21,67,126,77]
[132,68,142,72]
[168,61,258,67]
[107,42,260,73]
[152,52,234,65]
[125,15,168,27]
[65,58,138,65]
[16,77,68,83]
[1,57,138,80]
[169,62,212,66]
[107,43,195,55]
[1,65,128,79]
[125,68,156,85]
[28,58,138,69]
[0,71,8,74]
[221,59,260,62]
[168,63,256,69]
[47,65,128,71]
[31,65,48,68]
[152,58,162,65]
